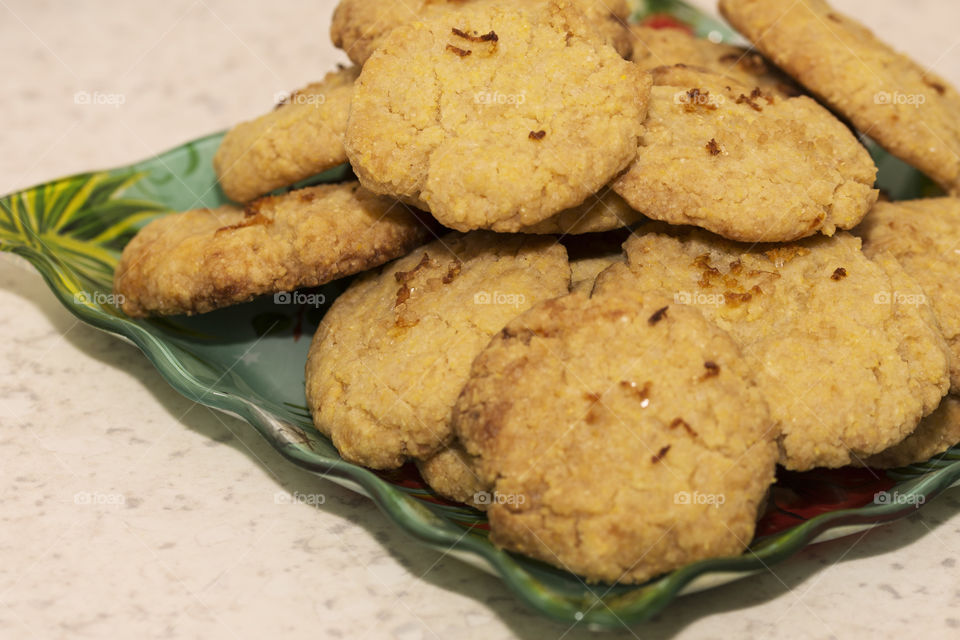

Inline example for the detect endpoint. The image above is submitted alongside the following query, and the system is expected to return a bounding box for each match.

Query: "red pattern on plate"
[755,467,897,538]
[640,13,695,34]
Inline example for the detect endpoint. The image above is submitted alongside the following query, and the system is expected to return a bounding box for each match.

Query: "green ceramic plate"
[2,0,958,630]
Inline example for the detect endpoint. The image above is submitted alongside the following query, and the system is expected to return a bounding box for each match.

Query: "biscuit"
[570,253,624,294]
[595,227,951,470]
[345,0,648,232]
[416,441,489,508]
[517,187,643,235]
[612,65,878,242]
[562,230,628,293]
[213,66,359,203]
[629,25,799,96]
[864,396,960,469]
[857,198,960,393]
[305,232,570,469]
[330,0,633,66]
[719,0,960,196]
[114,182,428,317]
[453,290,777,584]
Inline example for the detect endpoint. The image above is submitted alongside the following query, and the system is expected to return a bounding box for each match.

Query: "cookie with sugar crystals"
[305,231,570,469]
[345,0,648,232]
[454,289,777,584]
[114,182,429,316]
[863,396,960,469]
[594,226,951,470]
[857,198,960,393]
[629,25,798,96]
[331,0,633,66]
[214,66,359,203]
[612,65,878,242]
[720,0,960,195]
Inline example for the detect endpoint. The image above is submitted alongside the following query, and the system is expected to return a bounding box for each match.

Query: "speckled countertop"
[1,1,959,638]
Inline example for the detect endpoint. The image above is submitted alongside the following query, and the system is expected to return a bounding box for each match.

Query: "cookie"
[562,230,628,293]
[629,25,799,96]
[612,65,878,242]
[114,182,428,317]
[416,441,489,508]
[570,253,624,294]
[330,0,633,66]
[517,187,643,235]
[453,290,777,584]
[213,66,359,203]
[345,0,648,232]
[857,198,960,392]
[595,227,951,470]
[864,396,960,469]
[305,232,570,469]
[719,0,960,196]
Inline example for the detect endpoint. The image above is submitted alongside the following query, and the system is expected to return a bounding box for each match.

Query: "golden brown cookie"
[563,230,627,293]
[517,187,643,235]
[454,290,777,584]
[213,66,359,203]
[416,441,489,508]
[595,227,951,470]
[569,253,624,294]
[330,0,633,66]
[857,198,960,393]
[719,0,960,195]
[864,396,960,469]
[114,182,428,317]
[612,65,878,242]
[305,232,570,469]
[345,0,648,232]
[629,25,799,96]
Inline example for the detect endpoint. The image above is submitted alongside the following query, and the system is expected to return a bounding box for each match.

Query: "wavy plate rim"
[6,144,960,629]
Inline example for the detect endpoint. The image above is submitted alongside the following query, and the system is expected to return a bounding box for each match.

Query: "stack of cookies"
[113,0,960,585]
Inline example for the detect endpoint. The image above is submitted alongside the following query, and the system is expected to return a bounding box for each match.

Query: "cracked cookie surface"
[857,198,960,393]
[595,226,951,470]
[612,65,878,243]
[114,182,428,316]
[345,0,648,232]
[417,441,489,507]
[213,66,359,203]
[720,0,960,196]
[453,290,776,584]
[864,395,960,468]
[305,231,570,469]
[331,0,633,66]
[517,186,643,235]
[629,25,798,96]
